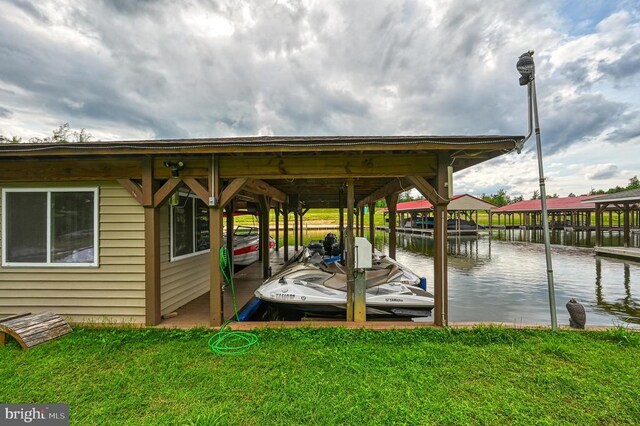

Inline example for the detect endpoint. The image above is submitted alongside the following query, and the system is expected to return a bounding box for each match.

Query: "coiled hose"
[207,247,259,356]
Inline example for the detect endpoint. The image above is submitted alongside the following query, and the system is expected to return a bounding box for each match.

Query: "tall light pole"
[517,50,558,330]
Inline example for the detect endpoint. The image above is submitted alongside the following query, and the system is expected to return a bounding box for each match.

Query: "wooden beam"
[183,177,210,204]
[153,178,182,208]
[432,153,450,326]
[243,179,286,203]
[346,179,355,321]
[142,157,154,207]
[210,155,224,327]
[358,178,410,208]
[407,175,444,206]
[117,179,144,205]
[218,178,249,208]
[385,193,399,259]
[219,153,437,179]
[0,158,143,182]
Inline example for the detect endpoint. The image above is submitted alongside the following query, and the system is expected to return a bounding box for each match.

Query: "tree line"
[0,123,92,144]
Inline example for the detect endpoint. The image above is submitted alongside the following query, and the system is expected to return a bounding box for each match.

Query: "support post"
[623,203,631,248]
[259,196,270,279]
[385,193,398,259]
[275,203,280,251]
[299,208,305,247]
[294,209,299,251]
[360,206,365,237]
[339,190,344,251]
[283,199,289,261]
[368,202,375,245]
[210,155,224,327]
[225,199,235,271]
[595,203,602,247]
[142,158,161,326]
[346,179,355,321]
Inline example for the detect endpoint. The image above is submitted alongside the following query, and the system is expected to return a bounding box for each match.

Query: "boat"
[226,226,275,266]
[255,246,434,318]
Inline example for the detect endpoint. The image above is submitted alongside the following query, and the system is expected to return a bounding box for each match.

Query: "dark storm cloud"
[598,43,640,81]
[585,164,619,180]
[536,93,626,154]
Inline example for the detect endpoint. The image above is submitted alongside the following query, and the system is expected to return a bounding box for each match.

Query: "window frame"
[1,187,100,268]
[169,192,210,262]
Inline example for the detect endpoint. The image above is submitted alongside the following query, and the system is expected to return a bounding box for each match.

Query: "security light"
[516,50,535,86]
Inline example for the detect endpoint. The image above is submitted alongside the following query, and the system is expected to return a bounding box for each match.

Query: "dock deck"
[595,246,640,262]
[376,225,480,236]
[158,248,292,328]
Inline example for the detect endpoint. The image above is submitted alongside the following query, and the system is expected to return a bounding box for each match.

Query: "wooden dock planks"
[0,312,72,349]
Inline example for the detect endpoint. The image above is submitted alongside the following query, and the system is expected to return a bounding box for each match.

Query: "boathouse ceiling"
[0,135,524,209]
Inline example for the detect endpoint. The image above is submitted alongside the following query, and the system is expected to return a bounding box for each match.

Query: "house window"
[170,194,209,261]
[2,188,99,267]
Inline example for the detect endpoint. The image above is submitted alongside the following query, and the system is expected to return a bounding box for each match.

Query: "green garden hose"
[207,246,259,356]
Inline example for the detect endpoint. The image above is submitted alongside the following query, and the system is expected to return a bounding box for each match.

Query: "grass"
[2,326,639,425]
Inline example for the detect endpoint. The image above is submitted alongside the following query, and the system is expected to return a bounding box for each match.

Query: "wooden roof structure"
[0,135,522,209]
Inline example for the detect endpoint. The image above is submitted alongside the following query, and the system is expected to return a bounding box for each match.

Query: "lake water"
[291,229,640,327]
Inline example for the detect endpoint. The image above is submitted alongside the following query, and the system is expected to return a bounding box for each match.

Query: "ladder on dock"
[0,312,72,349]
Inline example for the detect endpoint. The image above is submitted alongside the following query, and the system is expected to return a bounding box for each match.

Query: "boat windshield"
[234,226,257,236]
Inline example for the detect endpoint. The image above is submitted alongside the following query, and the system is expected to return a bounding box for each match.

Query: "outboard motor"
[331,242,341,256]
[323,233,337,255]
[308,241,325,256]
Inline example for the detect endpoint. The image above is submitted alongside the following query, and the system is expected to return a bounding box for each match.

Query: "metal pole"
[531,78,557,331]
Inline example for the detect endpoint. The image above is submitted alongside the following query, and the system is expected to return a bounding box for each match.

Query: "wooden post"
[623,203,631,248]
[386,193,398,259]
[368,202,375,245]
[275,203,280,251]
[355,207,359,237]
[210,155,224,327]
[346,179,355,321]
[339,191,344,252]
[283,198,289,261]
[360,206,365,237]
[225,199,235,271]
[595,203,602,247]
[142,158,161,326]
[299,208,305,247]
[259,196,270,278]
[294,209,299,251]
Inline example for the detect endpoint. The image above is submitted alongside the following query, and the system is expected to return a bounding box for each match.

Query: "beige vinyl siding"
[160,204,210,315]
[0,182,146,324]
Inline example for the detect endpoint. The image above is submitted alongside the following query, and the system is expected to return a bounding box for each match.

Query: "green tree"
[482,189,511,207]
[627,176,639,190]
[531,190,540,200]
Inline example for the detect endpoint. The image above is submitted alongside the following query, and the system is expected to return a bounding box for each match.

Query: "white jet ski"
[255,248,434,317]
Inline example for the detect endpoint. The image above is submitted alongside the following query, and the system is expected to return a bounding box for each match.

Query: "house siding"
[160,204,210,315]
[0,182,146,324]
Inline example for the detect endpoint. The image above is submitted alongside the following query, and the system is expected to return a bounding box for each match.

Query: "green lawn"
[1,327,639,425]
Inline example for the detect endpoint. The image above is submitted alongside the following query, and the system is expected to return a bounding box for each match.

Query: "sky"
[0,0,639,198]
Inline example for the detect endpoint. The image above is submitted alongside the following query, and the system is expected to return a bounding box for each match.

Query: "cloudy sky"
[1,0,638,198]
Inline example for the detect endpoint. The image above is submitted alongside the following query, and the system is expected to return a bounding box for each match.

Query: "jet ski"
[226,226,275,266]
[255,248,434,318]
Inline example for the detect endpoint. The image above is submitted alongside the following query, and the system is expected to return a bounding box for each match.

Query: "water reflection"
[292,229,640,326]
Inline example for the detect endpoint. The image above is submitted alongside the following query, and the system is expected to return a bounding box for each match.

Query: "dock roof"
[586,189,640,204]
[382,194,496,212]
[493,195,599,212]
